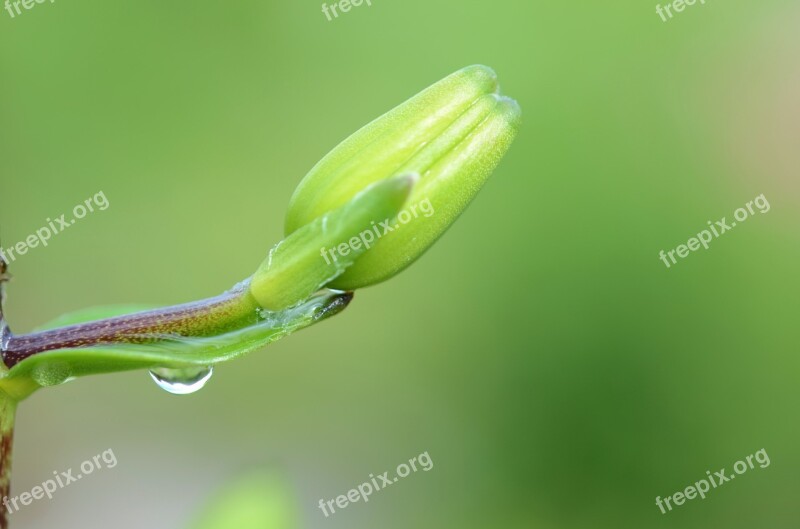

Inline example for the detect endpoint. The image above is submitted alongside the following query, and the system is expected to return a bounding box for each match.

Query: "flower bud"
[285,64,521,290]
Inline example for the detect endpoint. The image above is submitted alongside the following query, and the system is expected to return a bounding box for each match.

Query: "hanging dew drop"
[149,366,214,395]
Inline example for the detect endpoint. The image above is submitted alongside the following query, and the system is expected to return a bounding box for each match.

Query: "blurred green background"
[1,0,798,527]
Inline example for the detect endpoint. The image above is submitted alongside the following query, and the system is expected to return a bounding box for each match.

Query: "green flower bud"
[250,175,415,310]
[285,64,521,290]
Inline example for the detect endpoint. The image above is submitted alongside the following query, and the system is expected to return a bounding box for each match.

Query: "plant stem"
[2,284,262,368]
[0,253,14,529]
[0,391,14,529]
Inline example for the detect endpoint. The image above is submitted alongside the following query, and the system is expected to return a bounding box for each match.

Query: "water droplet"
[149,365,213,395]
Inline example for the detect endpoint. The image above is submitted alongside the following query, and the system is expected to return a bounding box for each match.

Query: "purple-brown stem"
[0,253,13,529]
[1,287,261,369]
[0,394,14,529]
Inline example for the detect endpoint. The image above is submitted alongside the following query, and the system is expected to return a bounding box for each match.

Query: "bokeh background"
[1,0,798,527]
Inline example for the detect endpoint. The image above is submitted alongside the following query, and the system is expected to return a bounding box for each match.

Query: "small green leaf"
[250,174,414,310]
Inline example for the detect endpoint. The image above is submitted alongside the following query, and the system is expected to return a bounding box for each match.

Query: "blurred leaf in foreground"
[186,472,299,529]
